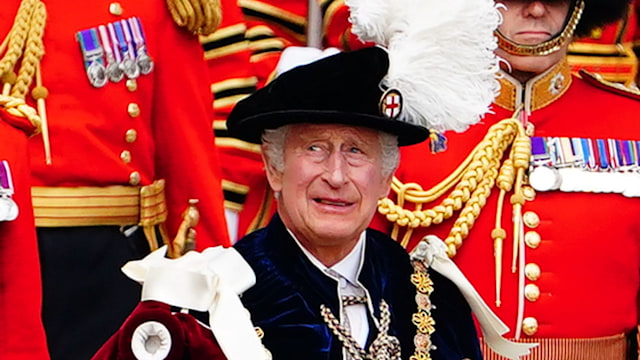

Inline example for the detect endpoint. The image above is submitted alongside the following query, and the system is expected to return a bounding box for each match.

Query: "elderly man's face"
[266,123,393,252]
[496,0,571,77]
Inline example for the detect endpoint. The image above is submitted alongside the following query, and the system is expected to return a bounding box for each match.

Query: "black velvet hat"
[226,46,430,146]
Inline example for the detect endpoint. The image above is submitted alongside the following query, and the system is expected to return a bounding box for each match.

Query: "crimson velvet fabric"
[92,301,226,360]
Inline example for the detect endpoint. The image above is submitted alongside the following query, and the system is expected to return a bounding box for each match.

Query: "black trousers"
[37,226,151,360]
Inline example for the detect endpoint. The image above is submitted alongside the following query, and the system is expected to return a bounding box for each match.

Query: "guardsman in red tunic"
[206,0,366,242]
[371,0,640,359]
[0,102,49,359]
[567,0,639,86]
[0,0,230,359]
[199,0,263,243]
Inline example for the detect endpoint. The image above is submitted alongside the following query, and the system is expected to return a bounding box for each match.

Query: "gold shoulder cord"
[165,0,222,36]
[0,0,49,163]
[378,114,531,306]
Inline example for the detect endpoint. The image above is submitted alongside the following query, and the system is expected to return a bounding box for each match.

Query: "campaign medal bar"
[129,17,154,75]
[0,161,18,222]
[113,20,140,79]
[529,136,640,197]
[98,24,124,83]
[76,28,108,88]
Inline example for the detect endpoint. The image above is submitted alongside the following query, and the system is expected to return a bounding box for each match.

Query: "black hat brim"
[226,47,430,146]
[228,109,429,146]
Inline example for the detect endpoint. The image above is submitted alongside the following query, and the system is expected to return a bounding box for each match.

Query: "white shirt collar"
[288,228,366,285]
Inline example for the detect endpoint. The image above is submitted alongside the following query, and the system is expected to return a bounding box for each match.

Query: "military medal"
[0,160,18,222]
[129,17,154,75]
[98,24,124,83]
[528,137,560,191]
[529,136,640,197]
[76,28,108,88]
[113,20,140,79]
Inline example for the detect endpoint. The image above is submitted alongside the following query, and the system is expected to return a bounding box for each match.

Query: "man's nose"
[524,1,547,17]
[324,151,348,187]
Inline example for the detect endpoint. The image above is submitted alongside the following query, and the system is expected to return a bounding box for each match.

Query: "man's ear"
[261,146,283,193]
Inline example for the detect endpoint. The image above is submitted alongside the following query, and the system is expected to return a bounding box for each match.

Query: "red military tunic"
[371,58,640,359]
[2,0,230,248]
[200,0,268,242]
[1,1,229,358]
[0,108,49,359]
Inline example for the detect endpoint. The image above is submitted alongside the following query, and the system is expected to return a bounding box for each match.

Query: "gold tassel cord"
[11,1,46,100]
[0,0,37,83]
[0,94,41,131]
[0,0,48,161]
[378,116,531,258]
[379,115,531,308]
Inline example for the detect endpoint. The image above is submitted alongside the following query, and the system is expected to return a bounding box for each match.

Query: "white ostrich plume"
[346,0,502,133]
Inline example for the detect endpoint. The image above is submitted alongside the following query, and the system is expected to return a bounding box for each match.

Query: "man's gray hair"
[261,125,400,177]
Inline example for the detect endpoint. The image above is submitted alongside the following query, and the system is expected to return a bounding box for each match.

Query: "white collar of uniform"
[288,228,366,285]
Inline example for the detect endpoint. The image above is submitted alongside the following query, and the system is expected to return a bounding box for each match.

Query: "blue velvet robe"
[234,214,482,360]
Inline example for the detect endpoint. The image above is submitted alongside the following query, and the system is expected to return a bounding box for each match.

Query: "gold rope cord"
[0,0,48,161]
[165,0,222,35]
[378,116,531,261]
[0,94,40,129]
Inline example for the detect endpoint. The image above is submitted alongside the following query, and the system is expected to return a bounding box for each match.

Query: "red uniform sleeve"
[0,110,50,360]
[200,0,272,240]
[152,18,230,249]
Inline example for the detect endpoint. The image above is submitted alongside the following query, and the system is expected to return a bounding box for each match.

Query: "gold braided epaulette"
[165,0,222,36]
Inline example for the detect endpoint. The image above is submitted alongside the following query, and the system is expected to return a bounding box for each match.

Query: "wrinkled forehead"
[288,123,382,143]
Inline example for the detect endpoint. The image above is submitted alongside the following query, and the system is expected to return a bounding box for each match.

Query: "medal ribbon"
[107,23,123,63]
[120,19,136,59]
[0,160,15,196]
[129,17,145,52]
[571,138,585,168]
[532,137,640,172]
[530,137,551,165]
[113,21,129,59]
[98,25,114,62]
[595,139,609,170]
[76,28,104,67]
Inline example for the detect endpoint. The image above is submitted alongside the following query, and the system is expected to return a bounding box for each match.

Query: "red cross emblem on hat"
[379,89,403,119]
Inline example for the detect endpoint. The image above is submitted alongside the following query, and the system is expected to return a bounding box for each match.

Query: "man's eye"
[349,147,362,154]
[308,144,321,151]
